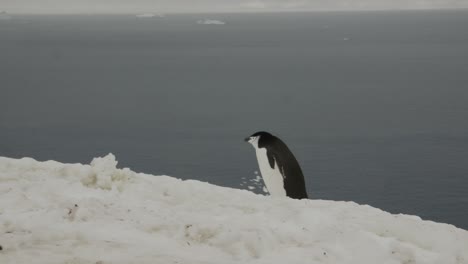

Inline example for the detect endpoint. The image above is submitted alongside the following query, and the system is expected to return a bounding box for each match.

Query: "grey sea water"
[1,11,467,229]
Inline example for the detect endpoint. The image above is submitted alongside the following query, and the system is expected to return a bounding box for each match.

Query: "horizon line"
[2,7,468,15]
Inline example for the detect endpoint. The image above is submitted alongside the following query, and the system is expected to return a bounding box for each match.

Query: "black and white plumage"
[245,131,308,199]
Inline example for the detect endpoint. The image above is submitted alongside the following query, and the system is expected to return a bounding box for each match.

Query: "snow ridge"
[0,154,467,264]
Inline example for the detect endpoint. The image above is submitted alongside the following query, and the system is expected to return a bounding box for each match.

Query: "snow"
[0,154,467,264]
[197,19,226,25]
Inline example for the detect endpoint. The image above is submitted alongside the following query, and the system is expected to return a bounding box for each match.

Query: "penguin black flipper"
[266,150,276,169]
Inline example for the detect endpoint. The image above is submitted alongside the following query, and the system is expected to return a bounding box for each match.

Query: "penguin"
[245,131,308,199]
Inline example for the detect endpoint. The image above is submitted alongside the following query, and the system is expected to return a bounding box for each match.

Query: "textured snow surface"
[0,154,467,264]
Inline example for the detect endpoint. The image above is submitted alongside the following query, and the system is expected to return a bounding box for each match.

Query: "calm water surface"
[1,11,467,229]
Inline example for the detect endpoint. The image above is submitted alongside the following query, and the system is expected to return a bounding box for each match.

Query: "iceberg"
[197,19,226,25]
[0,11,11,20]
[0,154,467,264]
[136,13,164,18]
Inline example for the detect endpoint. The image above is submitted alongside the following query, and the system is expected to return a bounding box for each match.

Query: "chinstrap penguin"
[245,131,308,199]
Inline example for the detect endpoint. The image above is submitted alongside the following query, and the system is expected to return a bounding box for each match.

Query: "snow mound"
[0,154,467,264]
[197,19,226,25]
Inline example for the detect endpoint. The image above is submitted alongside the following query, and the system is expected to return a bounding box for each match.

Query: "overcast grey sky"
[1,0,467,13]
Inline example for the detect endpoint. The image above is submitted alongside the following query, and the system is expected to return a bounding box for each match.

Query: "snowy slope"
[0,154,467,264]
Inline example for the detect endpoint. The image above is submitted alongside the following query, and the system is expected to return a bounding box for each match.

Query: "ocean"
[1,10,467,229]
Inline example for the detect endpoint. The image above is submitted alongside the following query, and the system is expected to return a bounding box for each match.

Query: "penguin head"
[245,131,274,148]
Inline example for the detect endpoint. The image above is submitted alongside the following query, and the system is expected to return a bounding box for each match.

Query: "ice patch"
[136,13,164,18]
[197,19,226,25]
[240,171,268,194]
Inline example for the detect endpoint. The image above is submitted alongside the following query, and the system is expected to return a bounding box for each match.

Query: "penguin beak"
[244,137,250,142]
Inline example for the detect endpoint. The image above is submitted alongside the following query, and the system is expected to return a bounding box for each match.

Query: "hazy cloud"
[1,0,467,13]
[240,1,268,9]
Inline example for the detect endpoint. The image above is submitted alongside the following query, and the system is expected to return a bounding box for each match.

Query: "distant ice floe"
[136,13,165,19]
[0,11,12,20]
[240,171,268,194]
[197,19,226,25]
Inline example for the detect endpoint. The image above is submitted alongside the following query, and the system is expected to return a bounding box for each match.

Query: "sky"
[1,0,467,14]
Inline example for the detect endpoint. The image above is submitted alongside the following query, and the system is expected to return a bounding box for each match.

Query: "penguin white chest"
[255,148,287,197]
